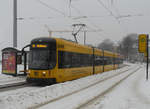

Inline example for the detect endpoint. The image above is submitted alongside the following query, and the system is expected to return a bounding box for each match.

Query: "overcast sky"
[0,0,150,50]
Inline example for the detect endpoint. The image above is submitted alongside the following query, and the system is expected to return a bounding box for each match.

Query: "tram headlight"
[42,72,46,76]
[43,72,46,74]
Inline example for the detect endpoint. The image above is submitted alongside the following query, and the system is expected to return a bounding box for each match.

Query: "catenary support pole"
[146,35,149,80]
[13,0,17,47]
[84,31,86,45]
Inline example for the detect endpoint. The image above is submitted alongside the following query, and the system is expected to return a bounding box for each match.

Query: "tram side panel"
[56,39,93,82]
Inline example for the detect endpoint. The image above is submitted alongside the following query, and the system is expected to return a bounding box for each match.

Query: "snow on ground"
[0,86,43,109]
[0,64,26,85]
[38,65,140,109]
[0,73,26,86]
[0,64,137,109]
[89,65,150,109]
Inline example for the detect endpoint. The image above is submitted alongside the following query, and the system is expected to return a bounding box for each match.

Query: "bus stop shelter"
[1,47,27,76]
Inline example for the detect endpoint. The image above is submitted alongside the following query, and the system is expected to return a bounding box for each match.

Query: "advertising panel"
[2,52,16,75]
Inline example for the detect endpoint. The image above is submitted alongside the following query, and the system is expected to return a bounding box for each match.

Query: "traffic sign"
[138,34,148,53]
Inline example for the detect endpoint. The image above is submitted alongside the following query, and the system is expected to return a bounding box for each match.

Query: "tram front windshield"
[29,49,55,70]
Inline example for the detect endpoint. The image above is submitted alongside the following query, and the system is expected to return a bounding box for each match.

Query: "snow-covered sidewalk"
[0,64,26,85]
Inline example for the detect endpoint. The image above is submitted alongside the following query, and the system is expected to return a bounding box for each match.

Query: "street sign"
[138,34,148,53]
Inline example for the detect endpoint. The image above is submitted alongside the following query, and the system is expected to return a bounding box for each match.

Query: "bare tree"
[119,33,138,61]
[98,39,114,52]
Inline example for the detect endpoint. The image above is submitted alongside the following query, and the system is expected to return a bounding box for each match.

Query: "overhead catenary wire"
[110,0,121,17]
[35,0,66,16]
[63,1,100,30]
[96,0,130,33]
[96,0,130,35]
[108,0,143,19]
[96,0,117,19]
[28,0,131,37]
[70,4,103,33]
[69,3,114,38]
[23,0,136,41]
[106,0,142,34]
[97,0,142,34]
[19,16,100,38]
[17,15,115,21]
[24,0,124,29]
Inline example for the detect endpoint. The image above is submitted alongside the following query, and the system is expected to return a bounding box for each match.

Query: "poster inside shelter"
[2,52,16,74]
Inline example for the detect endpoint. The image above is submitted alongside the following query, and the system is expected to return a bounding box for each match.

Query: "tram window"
[80,54,86,66]
[49,50,56,68]
[113,58,115,64]
[114,58,116,64]
[118,58,122,64]
[64,52,72,68]
[110,57,113,65]
[58,51,94,68]
[29,50,53,69]
[58,51,72,68]
[82,54,88,66]
[116,58,118,64]
[86,55,92,66]
[58,51,63,68]
[103,57,107,65]
[103,56,113,65]
[72,53,80,67]
[89,55,91,66]
[115,58,120,64]
[109,57,113,65]
[107,57,110,65]
[94,56,103,66]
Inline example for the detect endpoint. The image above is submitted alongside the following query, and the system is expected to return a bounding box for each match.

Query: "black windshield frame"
[28,38,56,70]
[29,50,49,70]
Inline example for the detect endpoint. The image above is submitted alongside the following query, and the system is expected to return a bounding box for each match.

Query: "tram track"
[0,82,34,92]
[29,66,139,109]
[77,67,141,109]
[0,75,26,86]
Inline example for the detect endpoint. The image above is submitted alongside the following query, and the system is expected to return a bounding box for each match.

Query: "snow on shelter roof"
[1,47,21,53]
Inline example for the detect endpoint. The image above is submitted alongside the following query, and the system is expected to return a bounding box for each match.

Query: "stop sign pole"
[146,35,149,80]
